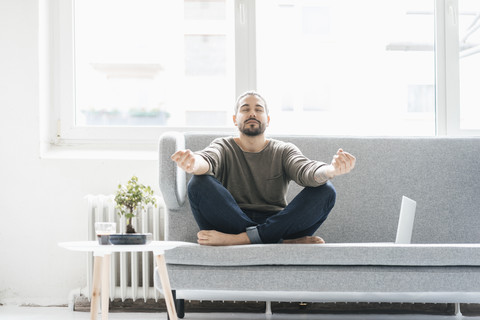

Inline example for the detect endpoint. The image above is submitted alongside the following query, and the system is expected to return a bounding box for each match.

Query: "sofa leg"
[175,298,185,318]
[167,290,185,320]
[265,301,272,315]
[455,303,462,316]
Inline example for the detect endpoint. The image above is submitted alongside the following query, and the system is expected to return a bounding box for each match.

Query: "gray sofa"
[155,131,480,317]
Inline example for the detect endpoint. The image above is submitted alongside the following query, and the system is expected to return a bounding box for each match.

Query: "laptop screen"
[395,196,417,244]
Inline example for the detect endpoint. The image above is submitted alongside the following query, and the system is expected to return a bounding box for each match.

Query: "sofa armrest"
[159,132,186,210]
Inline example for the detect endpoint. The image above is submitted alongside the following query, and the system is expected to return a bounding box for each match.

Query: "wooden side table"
[59,240,193,320]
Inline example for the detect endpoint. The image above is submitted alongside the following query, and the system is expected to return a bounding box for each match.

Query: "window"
[256,0,436,136]
[408,85,435,113]
[459,0,480,131]
[48,0,480,145]
[73,0,235,130]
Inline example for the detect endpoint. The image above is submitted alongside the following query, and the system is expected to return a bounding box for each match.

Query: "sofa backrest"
[159,132,480,244]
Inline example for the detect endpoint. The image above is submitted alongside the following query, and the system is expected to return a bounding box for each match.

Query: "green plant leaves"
[114,175,157,220]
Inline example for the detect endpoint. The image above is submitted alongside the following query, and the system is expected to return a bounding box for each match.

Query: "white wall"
[0,0,160,306]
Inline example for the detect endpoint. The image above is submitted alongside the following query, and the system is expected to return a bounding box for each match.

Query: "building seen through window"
[73,0,480,135]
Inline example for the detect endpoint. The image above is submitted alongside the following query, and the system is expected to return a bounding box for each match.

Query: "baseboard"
[73,295,480,315]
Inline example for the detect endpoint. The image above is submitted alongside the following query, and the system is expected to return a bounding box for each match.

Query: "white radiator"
[85,194,165,302]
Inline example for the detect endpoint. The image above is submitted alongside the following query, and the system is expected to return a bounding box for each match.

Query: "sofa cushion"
[164,243,480,267]
[161,133,480,244]
[164,265,480,294]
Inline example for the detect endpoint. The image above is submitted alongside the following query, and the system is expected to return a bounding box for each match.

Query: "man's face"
[234,95,270,136]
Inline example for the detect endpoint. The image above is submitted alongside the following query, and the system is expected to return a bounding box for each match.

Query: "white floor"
[1,306,480,320]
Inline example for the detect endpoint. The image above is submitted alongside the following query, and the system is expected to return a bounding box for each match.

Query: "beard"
[239,119,266,136]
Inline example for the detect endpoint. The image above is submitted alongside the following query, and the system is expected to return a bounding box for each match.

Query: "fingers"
[171,149,196,173]
[332,148,356,175]
[338,149,356,169]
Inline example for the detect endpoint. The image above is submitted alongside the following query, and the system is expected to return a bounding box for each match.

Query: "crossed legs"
[188,175,336,245]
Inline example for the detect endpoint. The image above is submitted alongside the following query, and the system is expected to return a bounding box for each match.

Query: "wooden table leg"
[155,254,178,320]
[101,254,111,320]
[91,256,103,320]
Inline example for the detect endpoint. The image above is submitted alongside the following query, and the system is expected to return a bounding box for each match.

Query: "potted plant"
[114,175,157,234]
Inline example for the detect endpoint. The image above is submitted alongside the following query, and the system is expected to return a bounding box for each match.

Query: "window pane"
[459,0,480,130]
[74,0,234,127]
[185,35,226,76]
[256,0,435,136]
[184,0,226,20]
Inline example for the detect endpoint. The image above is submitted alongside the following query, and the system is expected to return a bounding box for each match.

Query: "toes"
[197,230,211,237]
[313,236,325,244]
[197,231,210,242]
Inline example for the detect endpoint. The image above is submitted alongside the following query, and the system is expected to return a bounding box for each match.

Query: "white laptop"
[395,196,417,244]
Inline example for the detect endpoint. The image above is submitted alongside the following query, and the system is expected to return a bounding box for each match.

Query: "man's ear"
[233,115,238,126]
[267,115,270,126]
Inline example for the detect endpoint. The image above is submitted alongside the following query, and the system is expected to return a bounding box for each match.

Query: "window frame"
[46,0,479,149]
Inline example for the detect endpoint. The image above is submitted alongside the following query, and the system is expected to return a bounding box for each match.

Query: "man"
[171,91,356,246]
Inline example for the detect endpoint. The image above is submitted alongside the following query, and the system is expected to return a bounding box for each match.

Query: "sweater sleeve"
[283,143,327,187]
[194,138,225,176]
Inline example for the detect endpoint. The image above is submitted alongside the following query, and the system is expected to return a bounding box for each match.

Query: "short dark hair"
[234,91,268,115]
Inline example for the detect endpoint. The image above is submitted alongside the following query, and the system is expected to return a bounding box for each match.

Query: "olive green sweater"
[196,137,328,213]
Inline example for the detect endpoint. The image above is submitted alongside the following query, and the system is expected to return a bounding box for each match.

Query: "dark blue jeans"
[187,175,336,244]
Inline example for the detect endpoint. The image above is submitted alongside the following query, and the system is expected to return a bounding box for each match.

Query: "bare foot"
[282,236,325,244]
[197,230,251,246]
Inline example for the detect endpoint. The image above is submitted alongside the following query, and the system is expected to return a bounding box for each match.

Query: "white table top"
[58,240,196,256]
